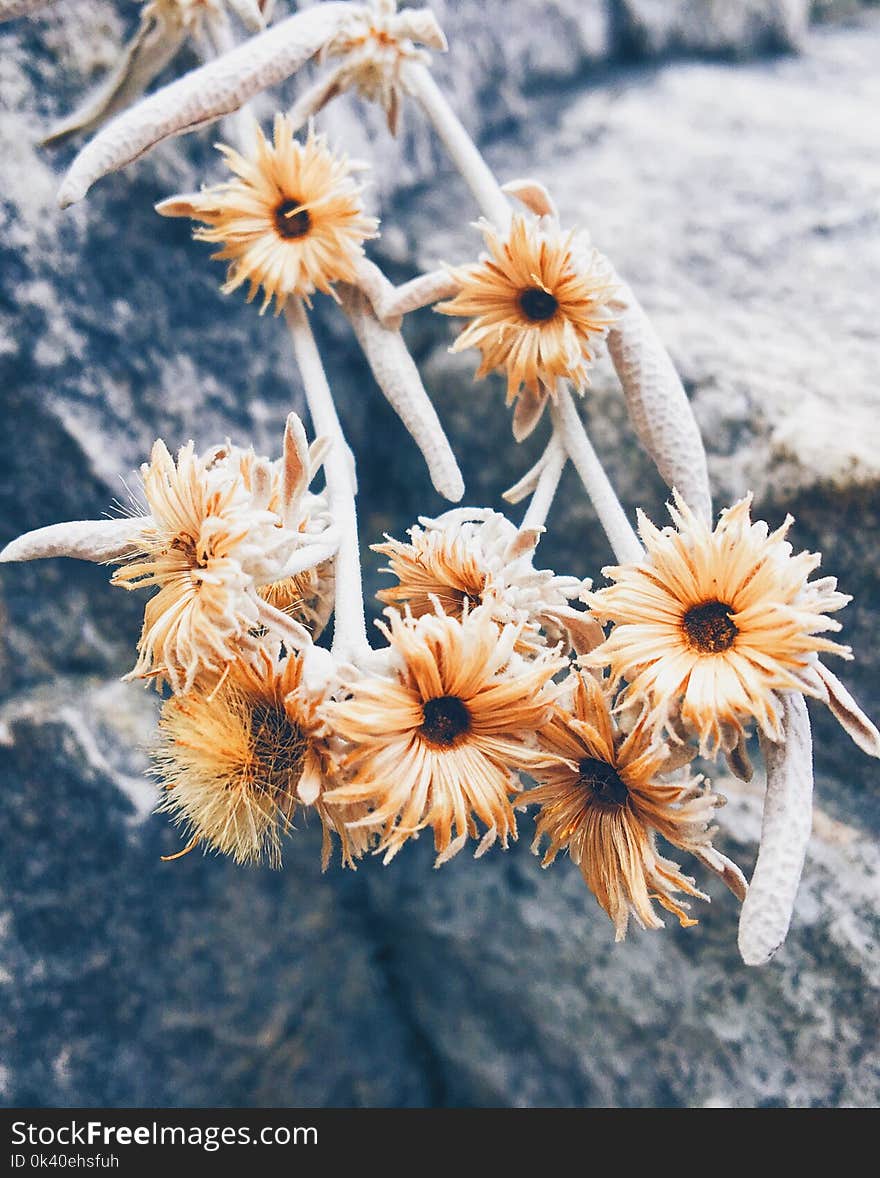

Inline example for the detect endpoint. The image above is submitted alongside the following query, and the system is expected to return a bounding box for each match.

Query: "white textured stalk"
[402,61,512,230]
[355,258,461,327]
[285,298,369,661]
[0,517,145,564]
[341,286,464,502]
[739,692,814,966]
[520,435,566,534]
[58,2,355,207]
[606,279,712,523]
[551,387,643,564]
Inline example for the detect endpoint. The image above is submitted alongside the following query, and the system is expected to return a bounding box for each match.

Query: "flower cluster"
[3,0,878,964]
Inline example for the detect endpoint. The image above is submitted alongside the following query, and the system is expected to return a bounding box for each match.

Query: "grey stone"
[0,3,878,1108]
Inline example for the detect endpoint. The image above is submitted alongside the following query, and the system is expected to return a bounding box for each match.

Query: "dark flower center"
[274,199,311,240]
[578,757,629,807]
[518,286,559,322]
[249,702,307,807]
[682,599,739,653]
[420,695,472,748]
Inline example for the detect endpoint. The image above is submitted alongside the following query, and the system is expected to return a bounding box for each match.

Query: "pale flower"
[585,492,880,758]
[520,670,745,941]
[436,214,617,437]
[373,507,595,654]
[322,604,567,866]
[157,117,378,314]
[153,647,374,868]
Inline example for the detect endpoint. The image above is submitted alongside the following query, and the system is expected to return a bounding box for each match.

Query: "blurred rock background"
[1,0,878,1107]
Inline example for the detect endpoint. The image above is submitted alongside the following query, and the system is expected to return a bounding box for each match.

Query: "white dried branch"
[606,277,712,524]
[519,433,566,534]
[0,517,145,564]
[738,691,814,966]
[340,285,464,502]
[550,384,643,564]
[354,257,460,328]
[57,2,356,207]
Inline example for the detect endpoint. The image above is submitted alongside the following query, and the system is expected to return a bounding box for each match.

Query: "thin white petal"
[501,178,558,219]
[58,2,356,207]
[738,692,813,966]
[0,517,146,564]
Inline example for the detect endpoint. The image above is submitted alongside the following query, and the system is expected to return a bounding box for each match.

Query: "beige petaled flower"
[436,214,616,420]
[373,508,590,653]
[112,431,322,693]
[585,492,857,756]
[157,116,378,313]
[321,604,567,866]
[153,650,374,868]
[521,670,734,941]
[317,0,448,134]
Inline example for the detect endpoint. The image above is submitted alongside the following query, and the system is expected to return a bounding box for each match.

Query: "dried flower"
[322,604,566,865]
[314,0,447,134]
[436,214,616,422]
[522,670,740,940]
[585,492,871,756]
[157,116,378,313]
[373,507,589,652]
[153,649,372,868]
[112,423,331,692]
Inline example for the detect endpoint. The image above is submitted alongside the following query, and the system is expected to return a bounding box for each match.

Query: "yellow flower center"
[420,695,472,748]
[518,286,559,323]
[274,199,312,241]
[682,600,739,654]
[578,757,629,808]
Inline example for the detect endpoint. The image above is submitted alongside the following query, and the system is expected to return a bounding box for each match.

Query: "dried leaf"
[340,286,464,502]
[0,517,145,564]
[738,692,813,966]
[606,278,712,524]
[816,662,880,758]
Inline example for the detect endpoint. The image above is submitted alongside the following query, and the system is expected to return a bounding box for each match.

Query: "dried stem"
[285,298,369,661]
[402,61,512,230]
[550,387,643,564]
[402,59,642,565]
[520,434,567,534]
